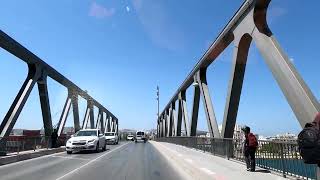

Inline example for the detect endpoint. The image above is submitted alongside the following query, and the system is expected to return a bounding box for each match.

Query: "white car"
[105,132,119,145]
[127,134,134,141]
[66,129,106,154]
[135,131,147,143]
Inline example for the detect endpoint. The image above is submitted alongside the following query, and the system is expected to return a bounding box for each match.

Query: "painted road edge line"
[55,142,129,180]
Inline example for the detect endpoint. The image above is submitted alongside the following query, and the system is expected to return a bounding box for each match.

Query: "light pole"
[156,86,160,137]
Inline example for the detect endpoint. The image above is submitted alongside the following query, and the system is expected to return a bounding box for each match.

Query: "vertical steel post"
[190,77,201,136]
[70,91,80,133]
[168,108,172,137]
[88,101,95,129]
[37,73,53,137]
[100,111,105,133]
[176,98,183,136]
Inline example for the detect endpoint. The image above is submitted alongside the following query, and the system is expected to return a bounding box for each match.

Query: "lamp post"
[156,86,160,137]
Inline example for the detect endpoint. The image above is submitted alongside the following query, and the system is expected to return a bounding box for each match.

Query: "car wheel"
[67,151,72,154]
[95,143,100,153]
[102,144,106,151]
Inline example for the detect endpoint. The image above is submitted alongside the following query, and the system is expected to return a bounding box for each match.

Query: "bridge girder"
[157,0,320,138]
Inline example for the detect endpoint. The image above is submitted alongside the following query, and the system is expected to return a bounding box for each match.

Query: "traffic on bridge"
[0,0,319,180]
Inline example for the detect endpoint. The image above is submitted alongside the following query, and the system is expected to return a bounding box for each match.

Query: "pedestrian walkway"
[151,141,286,180]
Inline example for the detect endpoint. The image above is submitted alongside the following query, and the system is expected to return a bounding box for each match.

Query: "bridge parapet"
[156,137,317,179]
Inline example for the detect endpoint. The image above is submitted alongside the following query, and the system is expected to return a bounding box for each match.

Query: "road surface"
[0,141,185,180]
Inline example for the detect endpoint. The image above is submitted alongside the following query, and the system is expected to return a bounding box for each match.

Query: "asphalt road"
[0,141,185,180]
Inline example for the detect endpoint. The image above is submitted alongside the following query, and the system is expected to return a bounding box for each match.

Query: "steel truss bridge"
[0,0,319,180]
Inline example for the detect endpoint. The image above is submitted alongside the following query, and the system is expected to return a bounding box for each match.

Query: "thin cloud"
[89,2,115,19]
[132,0,186,52]
[126,6,130,12]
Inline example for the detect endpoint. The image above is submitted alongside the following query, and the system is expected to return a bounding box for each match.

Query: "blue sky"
[0,0,319,136]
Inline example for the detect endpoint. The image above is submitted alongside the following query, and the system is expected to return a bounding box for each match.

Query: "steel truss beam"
[158,0,320,141]
[0,29,118,154]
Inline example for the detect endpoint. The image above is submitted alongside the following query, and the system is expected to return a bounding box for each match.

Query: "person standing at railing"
[51,129,58,148]
[242,126,258,172]
[298,113,320,167]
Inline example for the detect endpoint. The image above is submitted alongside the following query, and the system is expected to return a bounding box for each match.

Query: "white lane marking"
[55,143,129,180]
[184,158,193,164]
[200,167,216,175]
[52,156,90,161]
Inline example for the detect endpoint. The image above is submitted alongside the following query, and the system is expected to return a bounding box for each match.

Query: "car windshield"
[105,132,115,136]
[75,130,97,137]
[128,135,133,137]
[137,132,144,136]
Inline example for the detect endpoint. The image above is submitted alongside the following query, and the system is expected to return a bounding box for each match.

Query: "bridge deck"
[0,141,287,180]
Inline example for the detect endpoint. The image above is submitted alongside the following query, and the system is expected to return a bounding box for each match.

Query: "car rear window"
[137,132,144,136]
[76,130,97,136]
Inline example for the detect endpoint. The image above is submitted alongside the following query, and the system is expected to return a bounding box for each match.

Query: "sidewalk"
[0,147,65,166]
[151,141,287,180]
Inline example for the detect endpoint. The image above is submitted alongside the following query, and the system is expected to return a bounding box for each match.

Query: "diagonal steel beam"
[221,33,252,138]
[0,65,41,155]
[57,96,72,136]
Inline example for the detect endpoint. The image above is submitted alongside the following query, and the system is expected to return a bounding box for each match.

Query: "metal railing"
[156,137,318,180]
[2,135,70,155]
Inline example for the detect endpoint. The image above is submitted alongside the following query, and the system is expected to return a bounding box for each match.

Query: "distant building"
[267,133,297,142]
[218,124,245,141]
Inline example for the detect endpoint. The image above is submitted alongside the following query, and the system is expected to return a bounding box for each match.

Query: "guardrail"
[156,137,317,180]
[3,135,70,155]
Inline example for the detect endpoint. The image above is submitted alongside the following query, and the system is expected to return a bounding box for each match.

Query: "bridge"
[0,0,319,179]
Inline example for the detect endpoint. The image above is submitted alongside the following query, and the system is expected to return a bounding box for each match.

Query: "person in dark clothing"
[242,126,258,172]
[51,129,58,148]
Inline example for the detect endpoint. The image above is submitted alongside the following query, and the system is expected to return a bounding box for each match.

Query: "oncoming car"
[135,131,146,143]
[66,129,106,154]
